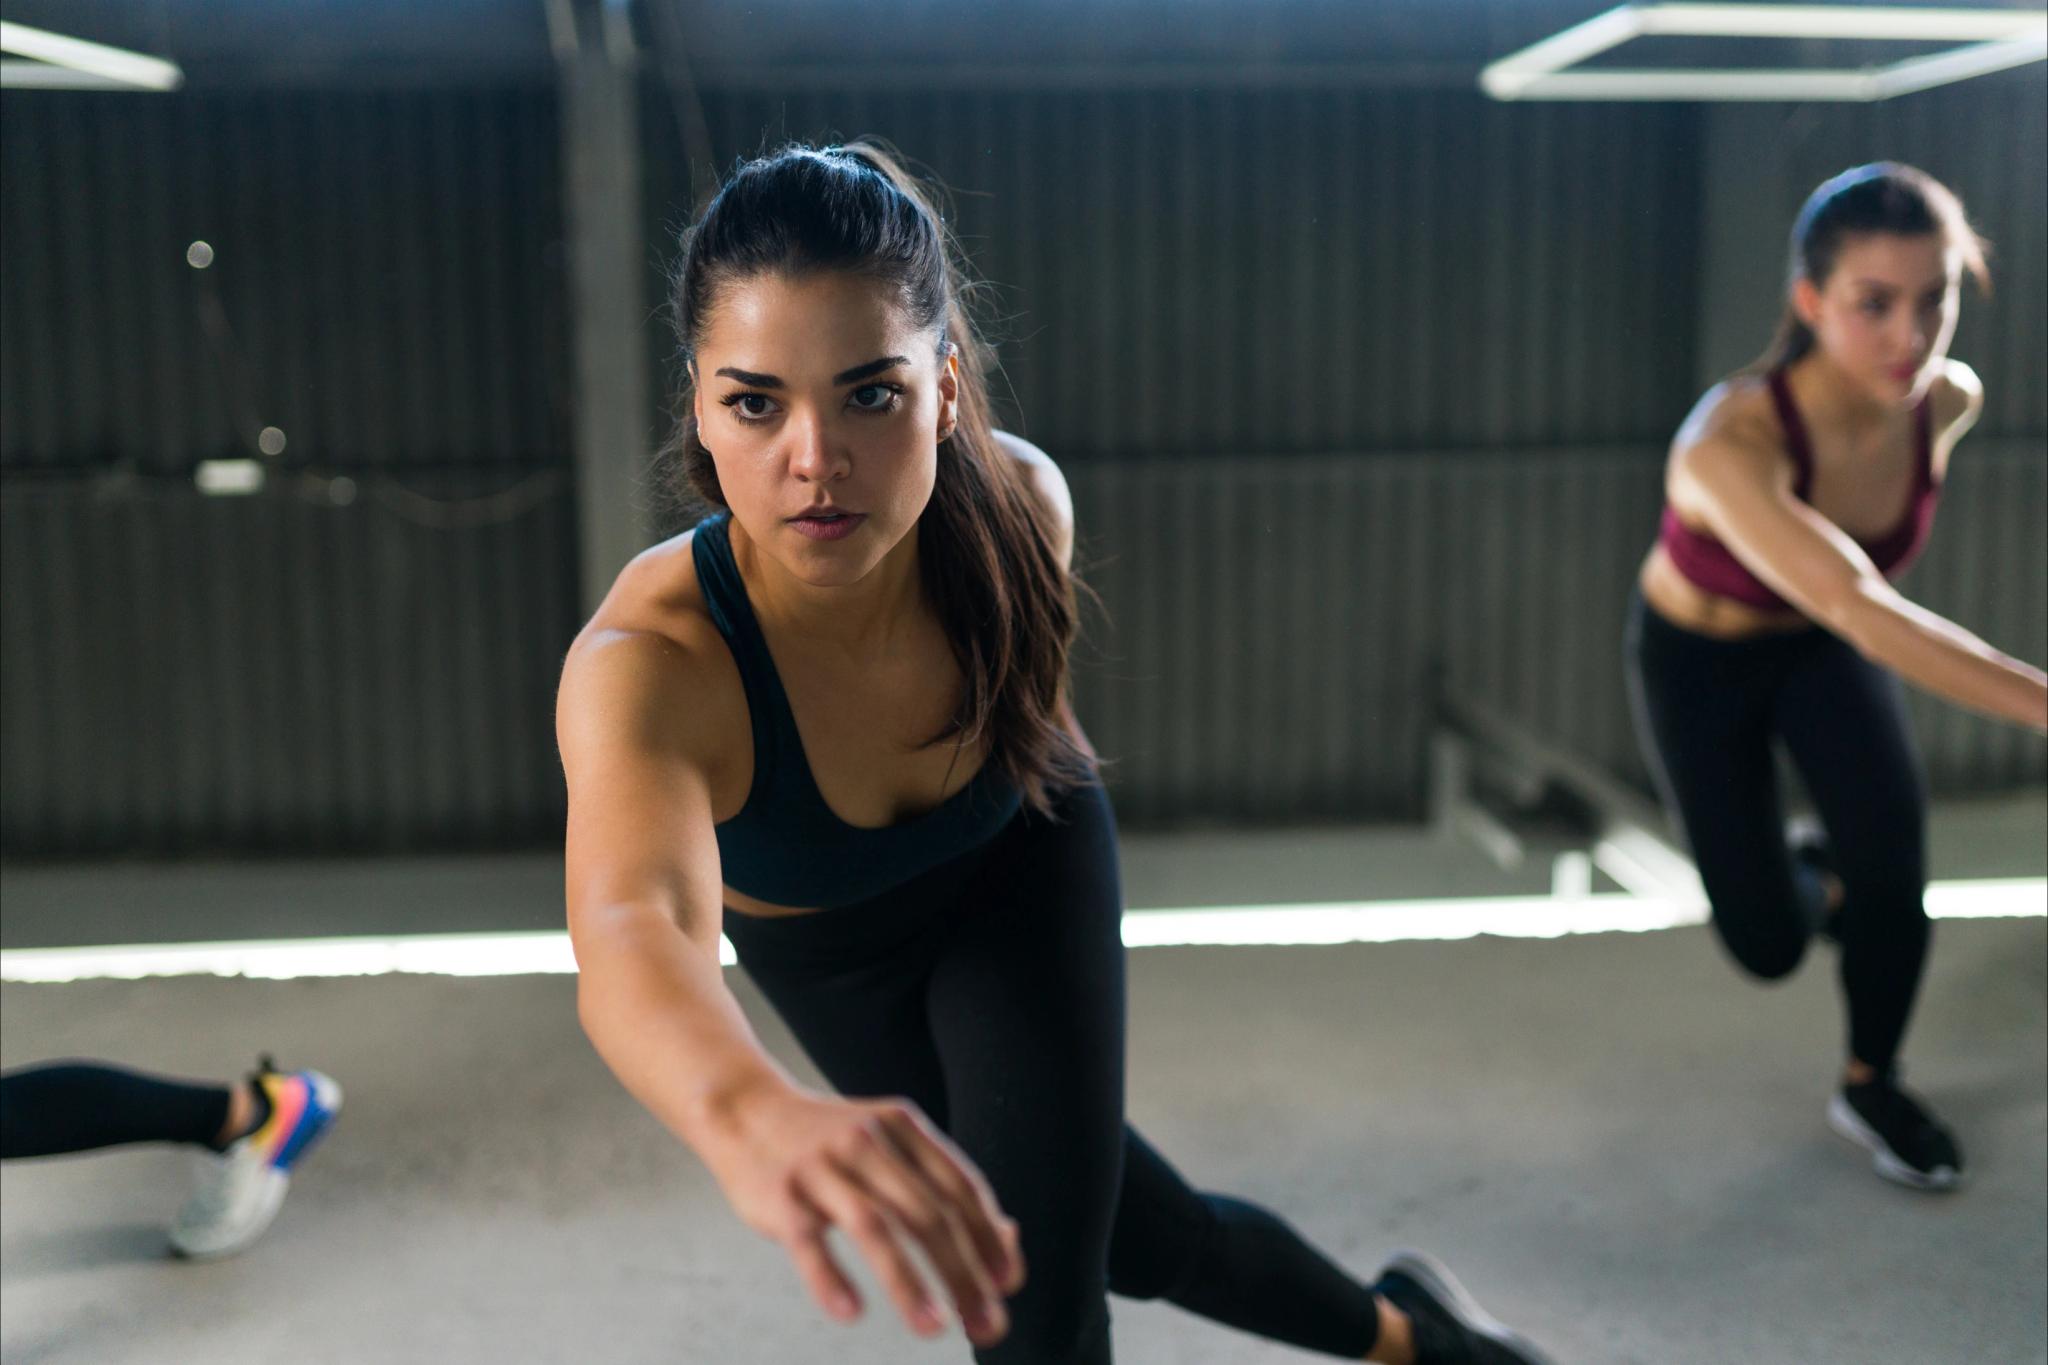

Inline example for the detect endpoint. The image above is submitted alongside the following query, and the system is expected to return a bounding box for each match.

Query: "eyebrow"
[1850,278,1947,293]
[713,356,911,389]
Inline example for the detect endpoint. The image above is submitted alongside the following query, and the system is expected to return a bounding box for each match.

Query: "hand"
[700,1081,1025,1347]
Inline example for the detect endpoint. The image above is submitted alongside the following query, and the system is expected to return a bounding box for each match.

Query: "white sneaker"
[169,1065,342,1259]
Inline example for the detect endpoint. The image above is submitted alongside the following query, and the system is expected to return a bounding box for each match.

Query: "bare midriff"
[1638,542,1813,641]
[723,885,822,919]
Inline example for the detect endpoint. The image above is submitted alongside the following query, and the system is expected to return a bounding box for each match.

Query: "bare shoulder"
[1670,376,1786,496]
[556,530,746,771]
[994,430,1070,512]
[1677,375,1778,451]
[1933,357,1982,412]
[1930,358,1983,443]
[993,429,1074,565]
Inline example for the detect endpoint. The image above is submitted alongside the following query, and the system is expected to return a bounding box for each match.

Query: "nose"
[1895,307,1929,360]
[786,412,849,484]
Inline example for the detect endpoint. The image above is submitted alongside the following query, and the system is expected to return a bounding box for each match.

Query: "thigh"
[927,783,1126,1166]
[733,936,953,1126]
[1774,633,1926,890]
[1627,610,1804,955]
[925,784,1129,1348]
[723,842,1011,1124]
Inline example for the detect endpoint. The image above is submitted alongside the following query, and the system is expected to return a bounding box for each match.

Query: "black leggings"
[0,1061,232,1158]
[1624,591,1930,1072]
[723,783,1381,1364]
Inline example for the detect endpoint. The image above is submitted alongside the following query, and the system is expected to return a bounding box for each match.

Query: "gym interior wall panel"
[1,86,580,856]
[1068,446,2045,824]
[0,88,570,474]
[1903,439,2048,793]
[0,480,579,856]
[640,85,1705,461]
[1065,451,1652,822]
[2,452,2036,854]
[5,71,2042,855]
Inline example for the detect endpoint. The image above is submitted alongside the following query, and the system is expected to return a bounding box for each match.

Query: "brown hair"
[659,141,1091,813]
[1754,161,1990,372]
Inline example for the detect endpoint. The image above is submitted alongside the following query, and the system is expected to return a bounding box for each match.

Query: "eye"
[721,392,779,424]
[1859,297,1889,317]
[848,383,904,414]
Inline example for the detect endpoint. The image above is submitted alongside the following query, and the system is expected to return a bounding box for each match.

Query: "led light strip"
[1480,3,2047,103]
[0,21,183,92]
[1,879,2038,984]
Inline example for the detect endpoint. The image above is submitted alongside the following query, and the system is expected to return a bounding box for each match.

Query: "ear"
[1791,276,1823,330]
[937,348,960,437]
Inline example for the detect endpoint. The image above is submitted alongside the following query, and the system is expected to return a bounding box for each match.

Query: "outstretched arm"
[1678,416,2046,733]
[558,628,1024,1346]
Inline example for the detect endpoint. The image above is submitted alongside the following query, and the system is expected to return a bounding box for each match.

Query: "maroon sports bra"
[1658,369,1939,612]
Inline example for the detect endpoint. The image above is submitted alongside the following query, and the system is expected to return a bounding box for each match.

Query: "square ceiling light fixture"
[1481,3,2047,101]
[0,21,184,91]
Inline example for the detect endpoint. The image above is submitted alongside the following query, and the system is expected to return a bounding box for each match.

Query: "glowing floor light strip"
[0,21,183,92]
[1480,3,2047,103]
[1,880,2038,984]
[0,932,598,984]
[1120,894,1702,947]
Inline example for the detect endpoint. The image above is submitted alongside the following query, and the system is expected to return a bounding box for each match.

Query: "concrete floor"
[2,798,2044,1364]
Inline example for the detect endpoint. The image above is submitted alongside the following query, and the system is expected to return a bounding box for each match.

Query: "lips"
[787,509,866,542]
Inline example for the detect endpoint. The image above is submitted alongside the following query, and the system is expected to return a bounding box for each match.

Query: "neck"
[1787,350,1901,441]
[727,514,926,655]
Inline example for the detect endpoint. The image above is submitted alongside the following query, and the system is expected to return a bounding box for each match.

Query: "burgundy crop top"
[1658,368,1940,613]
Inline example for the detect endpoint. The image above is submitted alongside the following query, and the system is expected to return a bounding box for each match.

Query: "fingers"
[843,1129,1008,1346]
[996,1214,1025,1294]
[802,1162,951,1339]
[880,1106,1027,1295]
[779,1188,862,1324]
[755,1097,1024,1347]
[785,1215,864,1326]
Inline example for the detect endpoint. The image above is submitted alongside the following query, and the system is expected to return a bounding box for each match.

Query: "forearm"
[573,905,791,1153]
[1844,588,2048,731]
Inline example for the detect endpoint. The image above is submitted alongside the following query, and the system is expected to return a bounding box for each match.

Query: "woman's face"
[692,270,957,587]
[1796,231,1959,408]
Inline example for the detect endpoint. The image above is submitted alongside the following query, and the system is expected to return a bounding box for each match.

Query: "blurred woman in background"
[1627,162,2048,1191]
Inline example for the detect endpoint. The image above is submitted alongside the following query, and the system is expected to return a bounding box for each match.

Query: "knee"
[1105,1253,1176,1304]
[1105,1202,1209,1302]
[1716,921,1808,981]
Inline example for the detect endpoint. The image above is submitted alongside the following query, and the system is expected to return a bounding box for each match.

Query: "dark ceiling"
[4,0,2039,88]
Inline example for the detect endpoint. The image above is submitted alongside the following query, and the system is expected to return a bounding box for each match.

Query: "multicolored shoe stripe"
[246,1065,341,1171]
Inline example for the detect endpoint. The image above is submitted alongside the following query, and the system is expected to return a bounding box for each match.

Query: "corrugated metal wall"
[0,89,569,470]
[0,89,580,855]
[646,87,1704,457]
[0,478,577,853]
[1903,440,2048,793]
[2,74,2042,854]
[1071,441,2047,822]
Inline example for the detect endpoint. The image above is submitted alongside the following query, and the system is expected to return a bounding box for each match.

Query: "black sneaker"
[1374,1250,1554,1365]
[1828,1072,1963,1191]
